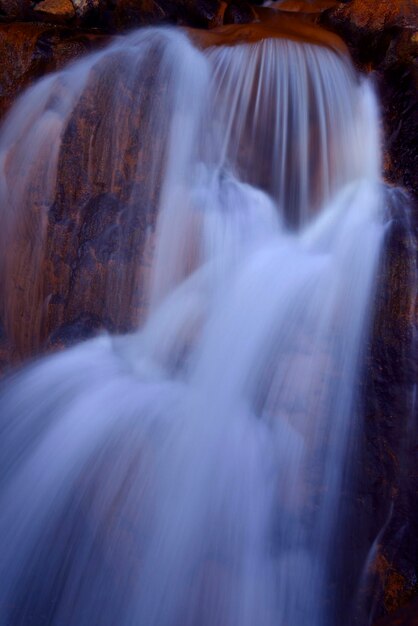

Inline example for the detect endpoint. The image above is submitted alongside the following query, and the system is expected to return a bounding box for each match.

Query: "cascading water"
[0,25,388,626]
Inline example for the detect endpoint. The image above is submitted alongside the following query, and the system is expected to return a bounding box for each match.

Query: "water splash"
[0,26,387,626]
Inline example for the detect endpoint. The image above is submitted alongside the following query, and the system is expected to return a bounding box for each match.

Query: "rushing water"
[0,27,388,626]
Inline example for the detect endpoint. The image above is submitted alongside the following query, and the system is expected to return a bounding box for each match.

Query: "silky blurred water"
[0,27,387,626]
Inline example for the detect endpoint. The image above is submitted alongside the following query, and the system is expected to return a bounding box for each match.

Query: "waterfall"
[0,26,387,626]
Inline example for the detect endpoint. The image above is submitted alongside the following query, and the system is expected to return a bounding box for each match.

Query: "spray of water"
[0,27,387,626]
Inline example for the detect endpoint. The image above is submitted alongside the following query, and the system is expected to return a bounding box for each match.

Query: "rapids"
[0,26,392,626]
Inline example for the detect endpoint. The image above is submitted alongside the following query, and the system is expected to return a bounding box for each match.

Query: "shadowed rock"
[321,0,418,201]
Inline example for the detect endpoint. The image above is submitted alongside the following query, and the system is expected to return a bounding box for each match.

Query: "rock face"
[0,2,417,624]
[34,0,76,21]
[314,10,418,620]
[0,0,227,27]
[0,0,31,17]
[0,8,346,368]
[42,51,168,352]
[223,1,257,25]
[375,595,418,626]
[322,0,418,32]
[348,189,418,624]
[321,0,418,201]
[0,23,106,119]
[0,30,174,364]
[71,0,99,17]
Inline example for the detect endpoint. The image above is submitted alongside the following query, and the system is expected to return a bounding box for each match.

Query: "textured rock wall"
[0,2,347,366]
[319,4,418,624]
[0,22,107,119]
[321,0,418,201]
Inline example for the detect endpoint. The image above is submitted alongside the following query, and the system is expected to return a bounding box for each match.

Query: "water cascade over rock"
[0,25,410,626]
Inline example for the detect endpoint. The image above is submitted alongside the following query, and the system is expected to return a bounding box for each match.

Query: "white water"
[0,27,386,626]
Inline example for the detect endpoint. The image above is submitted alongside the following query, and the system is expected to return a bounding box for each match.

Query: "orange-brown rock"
[0,13,348,366]
[0,23,106,119]
[323,0,418,33]
[34,0,76,22]
[271,0,338,13]
[187,9,347,51]
[0,37,177,364]
[0,22,50,118]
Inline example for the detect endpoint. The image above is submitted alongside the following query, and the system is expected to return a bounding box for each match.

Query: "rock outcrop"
[0,22,106,118]
[315,11,418,620]
[350,189,418,624]
[321,0,418,201]
[34,0,76,21]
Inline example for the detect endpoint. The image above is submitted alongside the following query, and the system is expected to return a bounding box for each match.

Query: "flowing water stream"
[0,27,389,626]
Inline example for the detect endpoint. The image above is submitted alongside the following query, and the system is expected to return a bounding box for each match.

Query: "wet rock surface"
[34,0,76,21]
[350,189,418,624]
[321,0,418,201]
[0,22,106,118]
[317,10,418,619]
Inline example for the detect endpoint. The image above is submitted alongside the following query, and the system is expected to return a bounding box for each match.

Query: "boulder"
[34,0,76,21]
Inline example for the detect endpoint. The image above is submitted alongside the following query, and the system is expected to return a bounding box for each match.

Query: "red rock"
[0,23,106,118]
[272,0,338,13]
[323,0,418,33]
[34,0,76,21]
[0,23,49,118]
